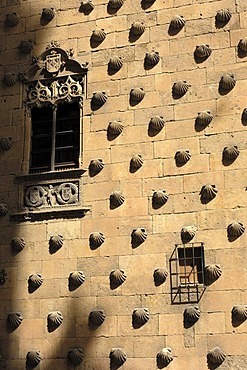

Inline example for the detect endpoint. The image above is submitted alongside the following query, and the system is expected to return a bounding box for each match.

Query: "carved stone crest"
[45,51,62,74]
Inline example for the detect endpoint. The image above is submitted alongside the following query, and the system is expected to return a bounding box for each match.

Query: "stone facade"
[0,0,247,369]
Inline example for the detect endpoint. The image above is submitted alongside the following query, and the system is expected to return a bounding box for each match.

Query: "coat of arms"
[45,51,62,74]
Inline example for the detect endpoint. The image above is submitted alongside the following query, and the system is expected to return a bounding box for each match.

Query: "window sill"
[15,168,87,184]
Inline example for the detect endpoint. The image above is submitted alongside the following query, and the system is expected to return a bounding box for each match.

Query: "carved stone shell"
[131,228,147,245]
[204,264,222,284]
[89,309,105,327]
[131,21,145,36]
[232,305,247,321]
[68,348,83,365]
[132,308,149,326]
[69,271,85,287]
[0,203,8,216]
[223,145,239,160]
[42,8,55,21]
[175,150,191,165]
[145,51,160,66]
[5,13,19,27]
[19,40,34,54]
[200,185,218,201]
[227,222,245,238]
[8,312,23,328]
[170,15,186,29]
[48,311,63,327]
[108,120,124,136]
[26,351,41,367]
[207,347,226,365]
[172,81,189,97]
[110,269,127,286]
[196,111,213,126]
[216,9,232,23]
[157,348,173,368]
[0,269,7,285]
[130,154,143,170]
[152,190,169,207]
[11,237,25,252]
[110,190,125,207]
[219,73,236,91]
[130,88,145,102]
[194,44,212,59]
[108,0,124,9]
[149,116,165,132]
[89,231,105,249]
[29,273,43,288]
[108,56,123,71]
[92,91,108,106]
[91,29,106,42]
[184,306,200,323]
[242,108,247,122]
[81,0,94,11]
[153,268,168,285]
[89,158,104,175]
[181,226,196,243]
[49,234,63,250]
[110,348,127,366]
[4,73,17,87]
[238,38,247,52]
[0,137,12,150]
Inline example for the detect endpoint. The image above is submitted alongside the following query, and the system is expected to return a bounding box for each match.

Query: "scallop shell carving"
[108,0,124,9]
[227,222,245,238]
[0,203,8,216]
[238,38,247,52]
[92,91,107,106]
[184,306,200,324]
[149,116,165,132]
[131,21,145,36]
[132,308,149,327]
[152,190,169,208]
[91,29,106,42]
[242,108,247,123]
[223,145,239,160]
[131,228,147,246]
[110,269,127,286]
[181,226,196,243]
[42,8,55,21]
[4,73,17,87]
[110,190,125,207]
[170,15,186,29]
[49,234,63,251]
[29,273,43,289]
[200,185,218,201]
[69,271,85,287]
[216,9,232,23]
[130,88,145,102]
[207,347,226,365]
[196,111,213,126]
[172,81,189,97]
[107,120,124,136]
[219,73,236,91]
[89,231,105,249]
[8,312,23,328]
[194,44,212,59]
[108,56,123,71]
[89,309,105,327]
[232,305,247,321]
[48,311,63,328]
[0,137,12,150]
[145,51,160,66]
[68,348,84,365]
[110,348,127,366]
[175,150,191,165]
[153,268,168,285]
[19,40,34,54]
[204,264,222,285]
[5,13,19,27]
[130,154,143,170]
[11,237,25,252]
[81,0,94,12]
[89,158,104,175]
[26,351,41,367]
[157,348,173,368]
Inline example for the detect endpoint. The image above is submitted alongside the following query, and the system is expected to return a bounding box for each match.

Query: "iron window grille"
[169,242,206,304]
